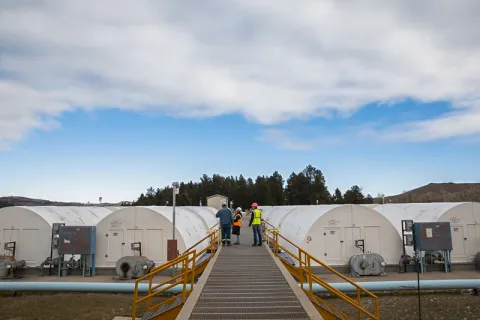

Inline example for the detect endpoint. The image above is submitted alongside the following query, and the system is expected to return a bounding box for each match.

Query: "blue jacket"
[216,208,233,225]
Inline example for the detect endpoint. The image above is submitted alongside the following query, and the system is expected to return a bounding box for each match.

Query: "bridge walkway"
[178,217,321,319]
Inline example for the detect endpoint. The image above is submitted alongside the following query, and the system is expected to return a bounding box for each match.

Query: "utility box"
[405,234,414,246]
[413,222,452,251]
[58,226,96,255]
[167,239,178,261]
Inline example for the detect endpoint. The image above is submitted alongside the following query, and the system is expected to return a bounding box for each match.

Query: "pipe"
[1,279,479,294]
[0,282,190,293]
[303,279,480,293]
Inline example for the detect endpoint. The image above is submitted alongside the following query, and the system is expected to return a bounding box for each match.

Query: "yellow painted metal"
[312,295,349,320]
[131,228,220,319]
[263,221,381,320]
[151,303,183,320]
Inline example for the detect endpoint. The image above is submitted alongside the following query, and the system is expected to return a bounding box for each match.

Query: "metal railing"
[263,221,380,320]
[132,228,220,319]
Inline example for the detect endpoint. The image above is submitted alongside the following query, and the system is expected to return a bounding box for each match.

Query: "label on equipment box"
[425,228,433,238]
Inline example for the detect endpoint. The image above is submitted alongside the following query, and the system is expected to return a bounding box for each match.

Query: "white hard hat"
[236,207,242,211]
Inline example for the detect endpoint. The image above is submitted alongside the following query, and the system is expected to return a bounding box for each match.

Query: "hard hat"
[251,202,258,208]
[236,207,242,212]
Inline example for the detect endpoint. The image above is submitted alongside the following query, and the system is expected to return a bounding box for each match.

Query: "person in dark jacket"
[216,203,233,246]
[232,207,243,245]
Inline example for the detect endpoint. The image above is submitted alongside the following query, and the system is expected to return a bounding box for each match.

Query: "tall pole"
[172,182,179,241]
[172,182,179,277]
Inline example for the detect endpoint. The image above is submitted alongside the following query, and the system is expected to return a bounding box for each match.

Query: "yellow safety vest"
[252,209,262,225]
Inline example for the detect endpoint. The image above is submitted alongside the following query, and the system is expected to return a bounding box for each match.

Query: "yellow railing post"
[132,281,138,319]
[191,251,196,293]
[274,232,279,256]
[182,257,187,303]
[147,274,153,309]
[357,289,362,320]
[308,256,313,299]
[298,248,304,288]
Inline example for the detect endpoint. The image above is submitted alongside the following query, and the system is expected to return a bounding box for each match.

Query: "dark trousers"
[221,224,231,244]
[252,224,263,244]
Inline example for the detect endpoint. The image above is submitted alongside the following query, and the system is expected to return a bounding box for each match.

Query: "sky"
[1,0,479,203]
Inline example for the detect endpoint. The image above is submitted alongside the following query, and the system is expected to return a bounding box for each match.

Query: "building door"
[344,227,361,259]
[324,227,342,262]
[106,229,124,264]
[146,229,164,263]
[364,226,382,255]
[467,224,480,257]
[21,229,40,265]
[450,225,466,260]
[126,229,143,256]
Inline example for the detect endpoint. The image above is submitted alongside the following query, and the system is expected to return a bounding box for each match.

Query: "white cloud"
[0,0,479,146]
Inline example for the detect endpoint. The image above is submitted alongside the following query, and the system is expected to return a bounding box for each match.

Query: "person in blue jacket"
[216,202,233,246]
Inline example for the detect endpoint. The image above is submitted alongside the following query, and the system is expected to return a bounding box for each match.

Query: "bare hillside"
[0,196,117,208]
[378,183,480,203]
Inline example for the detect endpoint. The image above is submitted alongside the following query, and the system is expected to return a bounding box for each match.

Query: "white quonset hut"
[263,206,299,229]
[362,204,381,209]
[263,205,402,266]
[0,206,119,266]
[374,202,480,262]
[95,206,218,268]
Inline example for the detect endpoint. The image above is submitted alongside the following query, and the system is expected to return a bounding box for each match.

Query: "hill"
[2,182,479,208]
[0,196,118,208]
[378,183,480,203]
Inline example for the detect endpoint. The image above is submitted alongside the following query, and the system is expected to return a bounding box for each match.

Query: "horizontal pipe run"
[0,282,190,293]
[1,279,479,294]
[304,279,480,293]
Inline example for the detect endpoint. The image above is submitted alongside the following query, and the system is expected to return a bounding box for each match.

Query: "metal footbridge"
[132,217,381,319]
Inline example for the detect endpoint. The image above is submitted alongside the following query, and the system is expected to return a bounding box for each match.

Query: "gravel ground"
[0,291,479,319]
[322,290,480,320]
[0,292,167,320]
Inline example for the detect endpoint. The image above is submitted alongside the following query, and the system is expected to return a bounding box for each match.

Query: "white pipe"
[1,279,479,293]
[0,282,189,293]
[304,279,480,293]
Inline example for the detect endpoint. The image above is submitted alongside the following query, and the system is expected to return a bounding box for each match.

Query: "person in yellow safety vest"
[249,202,263,246]
[232,207,243,245]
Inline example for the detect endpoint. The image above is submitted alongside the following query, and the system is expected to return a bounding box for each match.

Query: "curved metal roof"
[134,206,211,251]
[16,206,120,226]
[279,205,343,232]
[373,202,473,236]
[263,206,303,229]
[181,206,218,229]
[362,204,381,209]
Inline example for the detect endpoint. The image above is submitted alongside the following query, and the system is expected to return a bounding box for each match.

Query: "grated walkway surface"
[189,219,311,319]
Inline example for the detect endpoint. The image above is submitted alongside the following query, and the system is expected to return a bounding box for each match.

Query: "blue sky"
[1,1,479,203]
[2,102,479,203]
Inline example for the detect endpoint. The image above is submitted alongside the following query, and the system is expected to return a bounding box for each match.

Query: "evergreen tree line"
[132,165,374,209]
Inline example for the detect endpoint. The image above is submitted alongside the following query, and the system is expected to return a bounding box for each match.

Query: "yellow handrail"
[132,229,220,319]
[265,226,380,320]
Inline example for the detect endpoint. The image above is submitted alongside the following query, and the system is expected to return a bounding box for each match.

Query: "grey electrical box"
[405,234,414,246]
[413,222,452,251]
[403,220,414,232]
[58,226,96,255]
